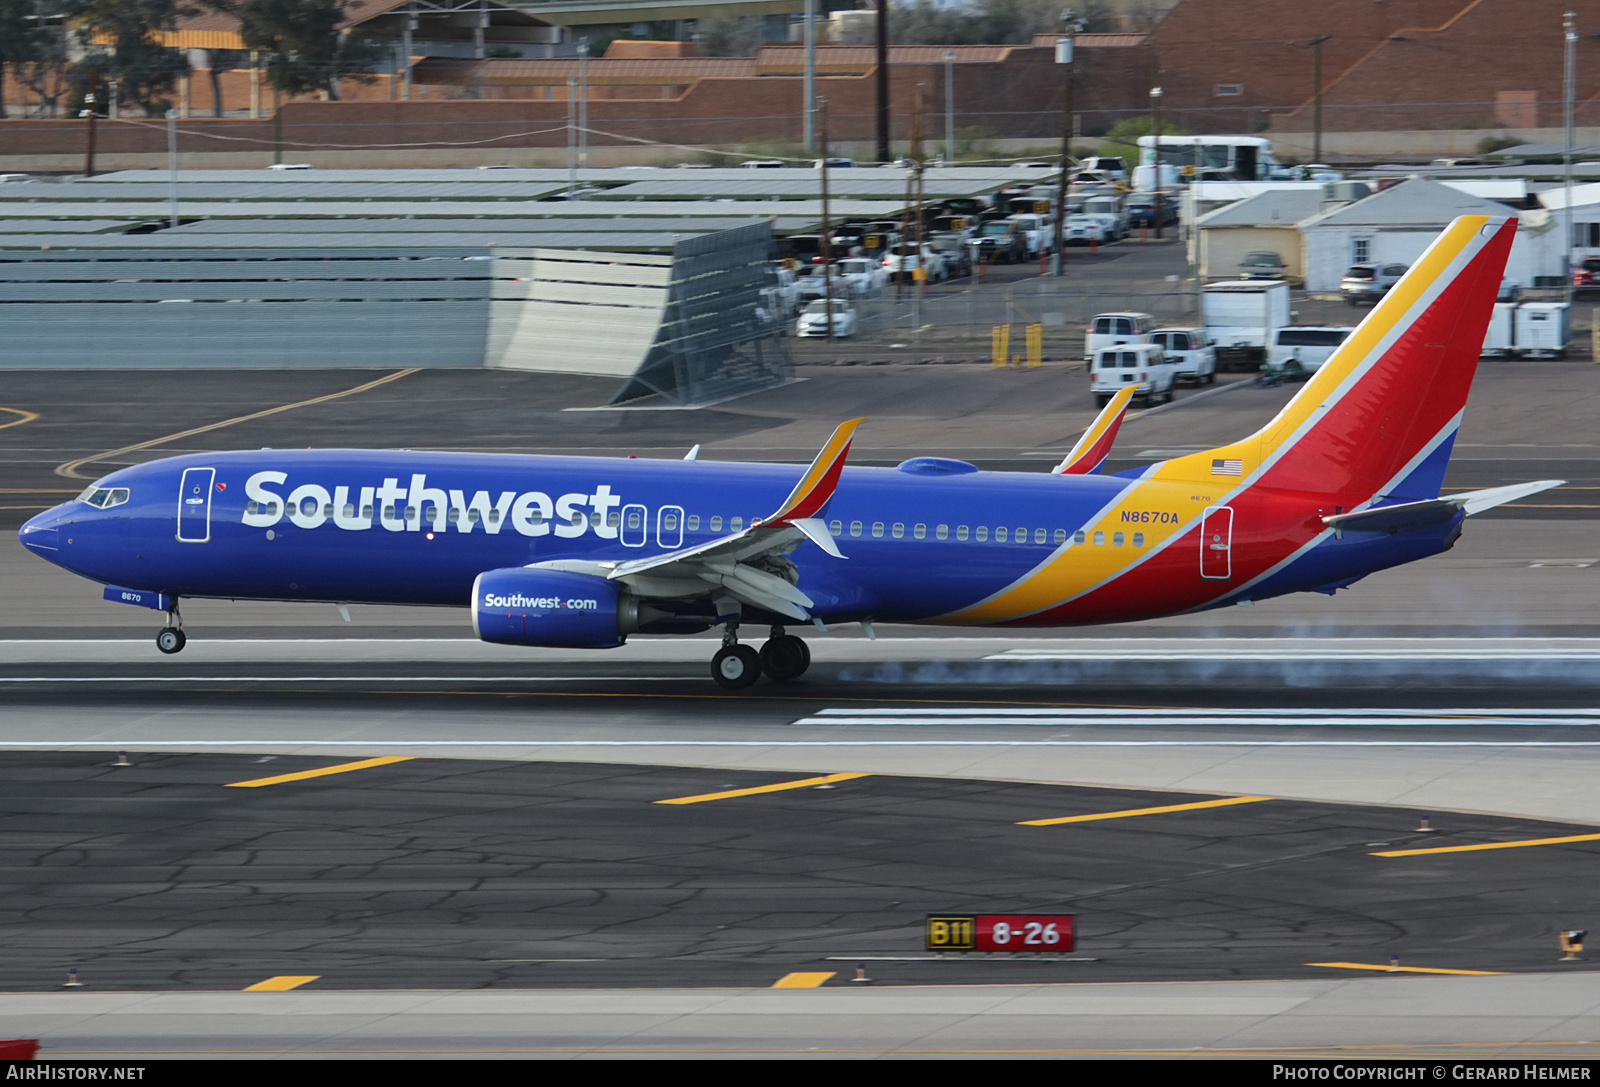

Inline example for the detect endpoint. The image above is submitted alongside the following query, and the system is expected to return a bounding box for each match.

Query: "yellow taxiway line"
[1373,833,1600,857]
[1309,962,1507,976]
[226,756,415,788]
[655,772,870,805]
[771,972,836,988]
[1018,795,1271,826]
[243,976,321,991]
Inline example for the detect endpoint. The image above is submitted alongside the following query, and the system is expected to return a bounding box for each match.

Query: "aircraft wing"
[547,419,865,622]
[1053,385,1136,475]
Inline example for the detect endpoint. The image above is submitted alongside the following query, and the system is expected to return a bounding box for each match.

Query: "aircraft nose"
[18,506,64,557]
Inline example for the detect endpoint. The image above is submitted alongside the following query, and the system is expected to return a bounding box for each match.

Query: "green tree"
[892,0,1117,46]
[0,0,50,117]
[71,0,192,116]
[226,0,382,101]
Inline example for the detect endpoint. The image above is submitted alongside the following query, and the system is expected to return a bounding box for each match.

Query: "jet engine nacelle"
[471,567,637,649]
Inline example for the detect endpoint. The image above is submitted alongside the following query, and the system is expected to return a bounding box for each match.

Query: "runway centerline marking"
[55,368,420,480]
[655,772,871,805]
[226,756,414,788]
[1019,796,1271,826]
[1372,833,1600,857]
[1309,962,1507,976]
[243,976,320,991]
[771,972,836,988]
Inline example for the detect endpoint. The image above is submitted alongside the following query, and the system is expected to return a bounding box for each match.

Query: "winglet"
[1053,386,1136,475]
[761,417,866,525]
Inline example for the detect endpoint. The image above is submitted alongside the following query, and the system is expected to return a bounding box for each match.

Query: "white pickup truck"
[1007,212,1053,256]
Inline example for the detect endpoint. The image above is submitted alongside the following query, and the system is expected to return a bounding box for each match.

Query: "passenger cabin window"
[627,510,642,529]
[829,520,842,535]
[914,524,926,540]
[1113,531,1125,546]
[1073,530,1086,544]
[1133,532,1146,547]
[872,522,885,538]
[1034,528,1046,544]
[710,516,723,531]
[1093,530,1105,545]
[850,521,863,537]
[975,526,987,541]
[731,517,744,531]
[892,523,905,538]
[687,514,700,530]
[996,527,1009,542]
[936,524,948,540]
[1054,529,1067,544]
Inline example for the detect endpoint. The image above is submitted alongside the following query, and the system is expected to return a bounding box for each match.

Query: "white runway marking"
[0,676,693,684]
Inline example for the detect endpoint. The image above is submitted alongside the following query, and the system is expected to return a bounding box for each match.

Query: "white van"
[1265,326,1356,374]
[1084,311,1155,360]
[1149,327,1217,385]
[1091,344,1175,407]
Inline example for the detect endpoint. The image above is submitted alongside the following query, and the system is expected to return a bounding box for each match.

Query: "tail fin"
[1054,385,1136,475]
[1160,215,1515,502]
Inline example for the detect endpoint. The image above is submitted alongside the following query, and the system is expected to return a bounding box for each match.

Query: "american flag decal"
[1211,458,1243,476]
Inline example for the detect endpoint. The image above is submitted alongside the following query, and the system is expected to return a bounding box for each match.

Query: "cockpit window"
[77,486,130,509]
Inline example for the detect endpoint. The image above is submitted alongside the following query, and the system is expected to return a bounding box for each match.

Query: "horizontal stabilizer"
[1322,479,1564,536]
[1054,385,1136,475]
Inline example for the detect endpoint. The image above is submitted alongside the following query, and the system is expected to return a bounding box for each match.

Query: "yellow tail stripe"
[226,756,415,788]
[655,772,870,805]
[766,417,866,522]
[1373,833,1600,857]
[1018,795,1270,826]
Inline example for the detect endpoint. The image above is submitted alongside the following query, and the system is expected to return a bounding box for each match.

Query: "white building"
[1299,178,1556,292]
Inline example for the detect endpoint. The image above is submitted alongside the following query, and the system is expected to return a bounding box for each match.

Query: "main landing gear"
[710,624,811,690]
[156,604,186,655]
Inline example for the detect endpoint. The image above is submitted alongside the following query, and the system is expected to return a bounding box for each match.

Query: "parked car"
[1080,155,1130,185]
[1091,344,1175,407]
[1085,311,1156,360]
[1265,326,1357,374]
[742,160,786,168]
[1238,251,1296,283]
[833,257,888,296]
[796,299,856,337]
[1007,212,1053,256]
[882,243,947,283]
[1572,257,1600,289]
[1149,327,1217,386]
[811,157,857,169]
[1062,213,1112,245]
[1340,262,1408,305]
[795,265,836,303]
[968,219,1028,264]
[926,232,973,277]
[1125,194,1178,229]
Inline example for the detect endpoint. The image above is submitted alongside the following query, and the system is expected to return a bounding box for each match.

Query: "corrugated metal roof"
[1303,178,1516,229]
[0,198,907,220]
[8,181,568,202]
[163,216,775,234]
[91,166,1052,184]
[1197,189,1327,228]
[0,232,702,251]
[0,219,146,233]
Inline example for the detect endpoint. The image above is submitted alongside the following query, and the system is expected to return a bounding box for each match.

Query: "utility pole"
[82,66,98,178]
[1151,85,1164,240]
[1309,35,1330,164]
[875,0,890,163]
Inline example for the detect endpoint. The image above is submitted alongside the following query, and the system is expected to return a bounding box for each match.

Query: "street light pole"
[943,49,955,164]
[803,0,817,152]
[875,0,890,163]
[1564,10,1577,307]
[1309,34,1330,165]
[577,38,589,169]
[1150,85,1164,240]
[1052,15,1081,277]
[166,108,179,228]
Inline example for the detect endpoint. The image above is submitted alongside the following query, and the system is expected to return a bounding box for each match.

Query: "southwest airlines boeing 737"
[17,215,1562,689]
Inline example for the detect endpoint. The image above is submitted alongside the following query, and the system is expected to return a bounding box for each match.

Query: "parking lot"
[788,235,1593,362]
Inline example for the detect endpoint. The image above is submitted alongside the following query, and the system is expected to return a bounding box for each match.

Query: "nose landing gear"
[156,604,186,655]
[709,624,812,690]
